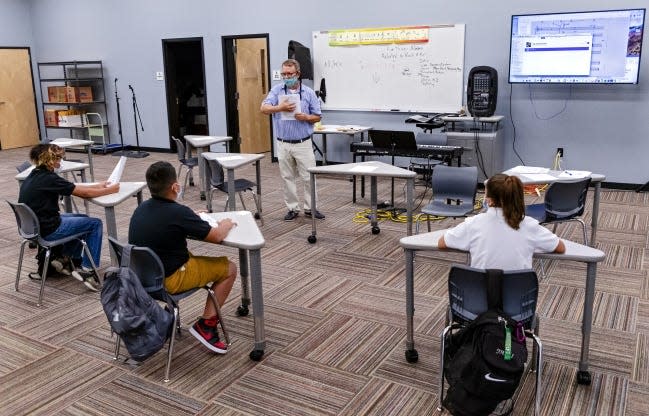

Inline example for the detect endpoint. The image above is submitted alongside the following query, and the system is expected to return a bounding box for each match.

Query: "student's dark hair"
[30,143,64,171]
[486,173,525,230]
[145,161,177,196]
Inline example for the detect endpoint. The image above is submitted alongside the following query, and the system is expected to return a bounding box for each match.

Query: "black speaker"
[467,66,498,117]
[288,40,313,80]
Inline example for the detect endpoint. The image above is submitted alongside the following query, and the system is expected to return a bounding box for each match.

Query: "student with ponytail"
[438,173,565,269]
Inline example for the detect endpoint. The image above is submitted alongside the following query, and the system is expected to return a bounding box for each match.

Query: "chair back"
[7,201,40,240]
[16,161,32,173]
[171,136,187,161]
[448,264,538,327]
[205,158,226,188]
[431,165,478,204]
[415,131,447,146]
[544,178,591,221]
[107,237,167,299]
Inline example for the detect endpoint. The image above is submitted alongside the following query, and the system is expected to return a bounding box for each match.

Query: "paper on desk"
[559,170,591,179]
[199,212,218,227]
[217,155,244,161]
[107,156,127,184]
[280,94,301,120]
[509,165,549,174]
[520,173,557,182]
[350,165,378,173]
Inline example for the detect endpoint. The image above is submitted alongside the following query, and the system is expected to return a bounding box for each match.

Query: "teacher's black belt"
[277,137,311,143]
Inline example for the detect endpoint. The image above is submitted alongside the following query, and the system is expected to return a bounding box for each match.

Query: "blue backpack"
[100,244,173,362]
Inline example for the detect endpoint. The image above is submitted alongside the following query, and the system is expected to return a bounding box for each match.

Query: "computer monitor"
[369,130,418,150]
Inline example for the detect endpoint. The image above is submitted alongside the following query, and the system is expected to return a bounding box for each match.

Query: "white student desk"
[400,229,606,385]
[503,168,606,246]
[184,135,232,199]
[15,160,90,214]
[312,125,371,165]
[50,138,96,181]
[307,161,416,243]
[202,211,266,360]
[87,182,147,260]
[202,152,264,213]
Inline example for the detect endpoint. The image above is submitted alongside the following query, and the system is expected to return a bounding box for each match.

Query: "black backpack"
[100,244,173,362]
[442,270,528,416]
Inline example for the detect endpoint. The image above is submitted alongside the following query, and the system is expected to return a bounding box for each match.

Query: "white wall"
[3,0,649,184]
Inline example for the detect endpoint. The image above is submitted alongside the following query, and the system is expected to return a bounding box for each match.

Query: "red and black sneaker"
[189,317,227,354]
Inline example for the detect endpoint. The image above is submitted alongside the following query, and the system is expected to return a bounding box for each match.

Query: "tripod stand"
[111,78,130,156]
[123,84,148,158]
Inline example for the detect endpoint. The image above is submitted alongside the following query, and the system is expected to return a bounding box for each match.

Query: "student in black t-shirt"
[129,161,237,354]
[18,144,119,291]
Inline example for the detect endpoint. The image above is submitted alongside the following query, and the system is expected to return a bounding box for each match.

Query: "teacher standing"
[260,58,325,221]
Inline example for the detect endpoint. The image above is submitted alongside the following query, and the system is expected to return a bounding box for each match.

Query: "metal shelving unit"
[38,60,112,152]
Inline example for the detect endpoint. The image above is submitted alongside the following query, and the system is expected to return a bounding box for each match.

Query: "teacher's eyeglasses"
[280,72,297,79]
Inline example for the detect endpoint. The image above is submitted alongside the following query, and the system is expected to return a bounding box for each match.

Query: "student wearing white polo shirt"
[438,173,565,269]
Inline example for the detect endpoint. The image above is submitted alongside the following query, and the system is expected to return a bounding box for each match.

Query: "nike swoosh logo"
[484,373,508,383]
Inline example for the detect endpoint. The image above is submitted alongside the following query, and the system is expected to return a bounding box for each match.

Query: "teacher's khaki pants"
[277,138,316,212]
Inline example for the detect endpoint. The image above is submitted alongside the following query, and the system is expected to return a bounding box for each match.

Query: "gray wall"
[2,0,648,184]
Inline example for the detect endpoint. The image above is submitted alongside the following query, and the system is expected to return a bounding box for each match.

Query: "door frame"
[0,46,41,148]
[221,33,271,154]
[162,37,207,151]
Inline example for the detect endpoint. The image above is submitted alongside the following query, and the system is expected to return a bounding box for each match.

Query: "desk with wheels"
[307,161,416,243]
[202,152,264,215]
[311,125,371,165]
[50,138,96,181]
[399,229,606,385]
[503,168,605,246]
[201,211,266,360]
[86,182,147,261]
[184,135,232,200]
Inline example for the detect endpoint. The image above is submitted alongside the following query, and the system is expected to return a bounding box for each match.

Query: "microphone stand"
[111,78,129,156]
[125,84,148,158]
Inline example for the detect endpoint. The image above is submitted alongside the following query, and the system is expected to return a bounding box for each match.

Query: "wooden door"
[0,48,39,149]
[235,38,270,153]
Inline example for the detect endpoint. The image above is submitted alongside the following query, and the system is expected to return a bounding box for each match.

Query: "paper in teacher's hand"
[107,156,127,184]
[280,94,301,120]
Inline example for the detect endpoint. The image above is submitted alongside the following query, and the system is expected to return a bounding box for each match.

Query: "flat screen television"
[508,8,645,84]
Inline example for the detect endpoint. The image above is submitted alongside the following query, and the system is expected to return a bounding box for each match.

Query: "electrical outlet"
[272,70,281,81]
[557,147,564,157]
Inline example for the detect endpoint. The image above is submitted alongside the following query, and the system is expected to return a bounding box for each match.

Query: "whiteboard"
[313,24,465,113]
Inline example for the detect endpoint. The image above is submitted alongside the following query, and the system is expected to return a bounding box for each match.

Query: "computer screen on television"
[508,8,645,84]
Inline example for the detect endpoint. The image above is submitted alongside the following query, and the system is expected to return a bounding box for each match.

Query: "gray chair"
[7,200,98,306]
[204,158,263,224]
[525,178,591,245]
[439,264,542,416]
[107,237,229,382]
[409,132,448,181]
[417,165,478,233]
[171,136,198,199]
[16,161,32,173]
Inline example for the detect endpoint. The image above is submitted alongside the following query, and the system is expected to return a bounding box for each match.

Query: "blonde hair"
[486,174,525,230]
[31,144,65,171]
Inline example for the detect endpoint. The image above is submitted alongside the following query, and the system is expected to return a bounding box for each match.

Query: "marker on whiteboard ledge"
[390,109,400,112]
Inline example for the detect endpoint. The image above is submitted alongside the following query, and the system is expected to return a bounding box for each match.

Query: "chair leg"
[37,249,52,306]
[427,215,432,232]
[577,219,589,245]
[15,240,28,291]
[438,325,452,412]
[181,169,191,200]
[531,333,543,416]
[207,189,214,213]
[114,333,121,360]
[203,286,230,345]
[238,192,248,211]
[80,240,99,276]
[164,308,180,383]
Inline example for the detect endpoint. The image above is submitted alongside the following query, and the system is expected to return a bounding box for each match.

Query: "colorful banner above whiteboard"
[328,26,429,46]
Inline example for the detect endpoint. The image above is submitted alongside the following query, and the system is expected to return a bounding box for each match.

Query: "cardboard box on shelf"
[78,86,93,102]
[47,86,67,103]
[57,109,85,127]
[44,109,59,126]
